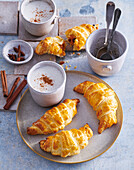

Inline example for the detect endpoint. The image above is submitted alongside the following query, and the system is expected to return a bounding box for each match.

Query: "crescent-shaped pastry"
[65,24,98,51]
[35,36,66,57]
[74,81,118,134]
[40,124,93,157]
[27,99,80,135]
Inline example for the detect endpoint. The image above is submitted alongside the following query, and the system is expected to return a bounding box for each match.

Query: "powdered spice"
[39,74,53,86]
[30,7,53,23]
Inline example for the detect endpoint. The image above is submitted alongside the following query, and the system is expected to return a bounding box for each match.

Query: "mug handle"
[102,65,112,71]
[51,15,59,25]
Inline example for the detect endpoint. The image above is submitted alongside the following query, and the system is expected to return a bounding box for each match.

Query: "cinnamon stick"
[13,47,19,53]
[18,45,21,58]
[20,51,25,56]
[6,77,20,102]
[4,79,27,110]
[1,70,8,97]
[13,46,25,56]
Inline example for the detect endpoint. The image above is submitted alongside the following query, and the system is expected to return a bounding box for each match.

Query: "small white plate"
[2,39,33,65]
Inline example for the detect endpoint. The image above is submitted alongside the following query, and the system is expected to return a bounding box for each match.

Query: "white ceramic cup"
[27,61,66,107]
[21,0,57,36]
[86,29,128,76]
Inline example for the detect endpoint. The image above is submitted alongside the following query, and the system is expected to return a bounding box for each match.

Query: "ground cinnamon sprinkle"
[40,83,44,87]
[39,75,53,86]
[30,8,53,23]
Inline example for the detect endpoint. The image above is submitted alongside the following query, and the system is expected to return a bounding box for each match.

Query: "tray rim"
[16,70,123,164]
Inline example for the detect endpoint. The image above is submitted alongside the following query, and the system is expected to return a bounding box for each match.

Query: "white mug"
[27,61,66,107]
[86,29,128,76]
[21,0,57,36]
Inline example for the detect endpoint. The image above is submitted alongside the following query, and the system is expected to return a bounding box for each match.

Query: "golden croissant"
[65,24,98,51]
[35,36,66,57]
[27,99,80,135]
[74,81,118,134]
[40,124,93,157]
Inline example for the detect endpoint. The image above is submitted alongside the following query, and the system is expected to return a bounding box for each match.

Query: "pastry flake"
[35,36,66,57]
[74,81,118,134]
[65,24,98,51]
[27,99,80,135]
[40,124,93,157]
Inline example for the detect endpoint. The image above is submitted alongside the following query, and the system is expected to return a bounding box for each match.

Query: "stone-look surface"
[19,10,59,41]
[0,74,24,111]
[14,42,56,75]
[0,0,134,170]
[59,16,96,36]
[0,1,18,35]
[59,16,96,51]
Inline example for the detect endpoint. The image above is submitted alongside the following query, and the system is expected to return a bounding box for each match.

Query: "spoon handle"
[105,1,115,45]
[112,8,121,33]
[107,8,121,52]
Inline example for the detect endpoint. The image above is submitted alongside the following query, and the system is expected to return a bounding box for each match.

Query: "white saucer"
[2,39,33,65]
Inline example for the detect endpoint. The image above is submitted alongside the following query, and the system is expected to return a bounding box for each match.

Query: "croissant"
[40,123,93,157]
[65,24,98,51]
[35,36,66,57]
[27,99,80,135]
[74,81,118,134]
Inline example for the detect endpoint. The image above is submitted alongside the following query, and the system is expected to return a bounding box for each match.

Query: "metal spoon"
[100,8,121,60]
[96,1,115,59]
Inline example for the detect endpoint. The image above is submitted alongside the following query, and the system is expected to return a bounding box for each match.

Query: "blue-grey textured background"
[0,0,134,169]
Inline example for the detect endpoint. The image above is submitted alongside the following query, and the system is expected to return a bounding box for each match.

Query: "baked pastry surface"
[40,124,93,157]
[35,36,66,57]
[27,99,80,135]
[74,81,118,133]
[65,24,98,51]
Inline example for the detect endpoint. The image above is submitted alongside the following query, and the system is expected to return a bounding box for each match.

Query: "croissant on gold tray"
[40,124,93,157]
[65,24,98,51]
[74,81,118,134]
[35,36,66,57]
[27,99,80,135]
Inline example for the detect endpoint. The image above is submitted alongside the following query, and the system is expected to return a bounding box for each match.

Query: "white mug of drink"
[27,61,66,107]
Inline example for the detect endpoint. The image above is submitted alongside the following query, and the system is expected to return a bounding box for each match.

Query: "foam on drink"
[22,1,54,23]
[30,65,64,93]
